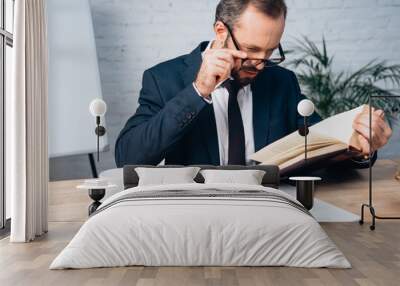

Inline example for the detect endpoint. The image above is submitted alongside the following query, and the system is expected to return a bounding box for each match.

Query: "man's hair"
[215,0,287,28]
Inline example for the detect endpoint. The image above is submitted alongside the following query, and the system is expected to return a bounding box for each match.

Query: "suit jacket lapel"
[182,42,220,165]
[251,73,270,152]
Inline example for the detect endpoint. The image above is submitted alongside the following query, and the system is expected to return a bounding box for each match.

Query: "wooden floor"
[1,160,400,286]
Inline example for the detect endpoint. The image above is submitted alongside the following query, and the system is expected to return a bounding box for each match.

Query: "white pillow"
[135,167,201,186]
[200,169,266,185]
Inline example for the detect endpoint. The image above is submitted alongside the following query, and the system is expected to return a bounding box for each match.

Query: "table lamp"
[289,99,320,211]
[89,98,107,161]
[297,99,315,161]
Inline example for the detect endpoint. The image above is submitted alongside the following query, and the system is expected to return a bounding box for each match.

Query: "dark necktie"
[224,79,246,165]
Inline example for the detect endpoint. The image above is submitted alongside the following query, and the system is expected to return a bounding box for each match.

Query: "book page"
[310,105,366,146]
[249,130,341,164]
[249,105,366,165]
[276,143,348,170]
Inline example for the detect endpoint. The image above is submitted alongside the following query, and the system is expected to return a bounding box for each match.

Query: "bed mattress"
[50,183,350,269]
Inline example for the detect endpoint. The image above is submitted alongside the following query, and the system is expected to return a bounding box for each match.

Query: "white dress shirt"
[193,41,255,166]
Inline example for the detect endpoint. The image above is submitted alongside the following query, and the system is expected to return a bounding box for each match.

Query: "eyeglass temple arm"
[278,43,285,60]
[223,22,241,51]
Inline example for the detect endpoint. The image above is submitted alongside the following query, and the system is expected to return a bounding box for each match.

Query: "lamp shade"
[297,99,315,117]
[89,98,107,117]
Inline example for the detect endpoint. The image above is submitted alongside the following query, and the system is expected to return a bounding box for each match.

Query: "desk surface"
[48,159,400,222]
[315,158,400,218]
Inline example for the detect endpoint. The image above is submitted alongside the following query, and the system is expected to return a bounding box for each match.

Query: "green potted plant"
[285,36,400,125]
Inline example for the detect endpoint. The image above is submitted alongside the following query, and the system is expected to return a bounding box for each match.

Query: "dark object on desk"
[359,96,400,231]
[88,189,105,215]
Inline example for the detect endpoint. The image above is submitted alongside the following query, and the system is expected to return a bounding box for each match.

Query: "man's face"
[218,5,285,85]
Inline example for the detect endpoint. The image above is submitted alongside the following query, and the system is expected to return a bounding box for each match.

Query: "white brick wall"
[50,0,400,179]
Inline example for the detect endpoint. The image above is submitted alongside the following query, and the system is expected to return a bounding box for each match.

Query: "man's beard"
[231,68,259,86]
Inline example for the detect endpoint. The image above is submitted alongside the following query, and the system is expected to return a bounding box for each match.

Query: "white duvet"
[50,183,350,269]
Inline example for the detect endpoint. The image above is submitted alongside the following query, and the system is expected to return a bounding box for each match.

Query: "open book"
[249,105,366,175]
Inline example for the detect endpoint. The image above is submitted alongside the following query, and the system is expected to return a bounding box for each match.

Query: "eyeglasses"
[223,22,285,69]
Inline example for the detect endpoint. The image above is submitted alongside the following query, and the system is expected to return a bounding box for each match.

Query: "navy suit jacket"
[115,41,373,168]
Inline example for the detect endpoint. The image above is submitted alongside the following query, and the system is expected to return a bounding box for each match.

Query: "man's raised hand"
[194,41,247,98]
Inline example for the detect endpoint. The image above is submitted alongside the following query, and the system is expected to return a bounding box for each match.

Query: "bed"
[50,165,350,269]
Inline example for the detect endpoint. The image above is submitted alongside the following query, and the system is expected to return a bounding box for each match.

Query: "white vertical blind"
[5,44,12,220]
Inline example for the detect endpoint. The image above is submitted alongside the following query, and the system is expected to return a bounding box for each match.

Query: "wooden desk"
[48,159,400,222]
[315,159,400,220]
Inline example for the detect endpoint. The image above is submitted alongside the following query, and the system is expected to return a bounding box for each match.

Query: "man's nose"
[246,60,264,70]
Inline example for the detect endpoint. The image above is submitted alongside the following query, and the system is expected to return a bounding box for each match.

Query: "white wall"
[50,0,400,179]
[47,0,108,158]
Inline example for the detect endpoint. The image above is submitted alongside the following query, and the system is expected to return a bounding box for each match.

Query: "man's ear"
[213,21,229,45]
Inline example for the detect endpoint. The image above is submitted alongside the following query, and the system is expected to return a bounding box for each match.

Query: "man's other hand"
[352,106,392,155]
